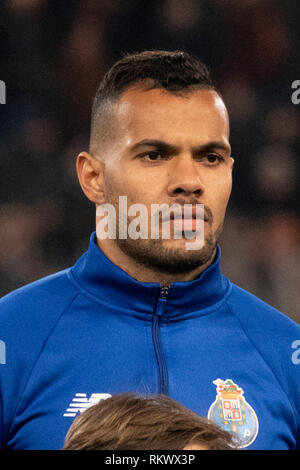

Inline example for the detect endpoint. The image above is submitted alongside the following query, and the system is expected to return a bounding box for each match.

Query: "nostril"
[194,189,202,196]
[174,188,185,194]
[173,187,202,196]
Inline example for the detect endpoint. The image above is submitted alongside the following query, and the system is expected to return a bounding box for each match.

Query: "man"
[0,50,299,450]
[62,393,236,450]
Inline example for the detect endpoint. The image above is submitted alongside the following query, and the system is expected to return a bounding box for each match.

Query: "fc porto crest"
[208,378,259,448]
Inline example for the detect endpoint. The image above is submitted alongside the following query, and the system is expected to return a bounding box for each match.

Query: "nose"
[167,154,205,198]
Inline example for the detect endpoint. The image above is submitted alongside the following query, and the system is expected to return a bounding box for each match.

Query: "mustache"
[158,199,213,223]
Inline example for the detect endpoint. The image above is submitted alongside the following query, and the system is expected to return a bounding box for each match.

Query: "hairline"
[89,80,223,155]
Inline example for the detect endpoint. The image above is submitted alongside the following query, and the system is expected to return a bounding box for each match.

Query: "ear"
[76,152,105,204]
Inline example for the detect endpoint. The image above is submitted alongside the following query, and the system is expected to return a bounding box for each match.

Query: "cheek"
[104,166,130,197]
[104,167,155,206]
[210,175,232,223]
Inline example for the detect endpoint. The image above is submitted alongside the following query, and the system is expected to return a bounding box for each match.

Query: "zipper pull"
[159,285,170,300]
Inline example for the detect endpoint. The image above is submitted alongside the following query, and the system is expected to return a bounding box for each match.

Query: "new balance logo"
[63,393,111,417]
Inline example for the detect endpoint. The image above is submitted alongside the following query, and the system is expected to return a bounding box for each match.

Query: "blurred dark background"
[0,0,299,322]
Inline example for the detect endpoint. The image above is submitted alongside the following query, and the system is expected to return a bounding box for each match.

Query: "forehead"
[114,87,230,144]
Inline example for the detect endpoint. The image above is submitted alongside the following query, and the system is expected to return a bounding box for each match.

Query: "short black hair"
[90,50,218,153]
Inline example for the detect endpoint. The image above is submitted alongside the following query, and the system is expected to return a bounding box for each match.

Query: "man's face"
[97,86,233,273]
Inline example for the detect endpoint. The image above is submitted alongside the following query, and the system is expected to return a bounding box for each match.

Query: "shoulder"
[227,282,300,336]
[226,282,300,421]
[0,269,80,447]
[0,268,79,348]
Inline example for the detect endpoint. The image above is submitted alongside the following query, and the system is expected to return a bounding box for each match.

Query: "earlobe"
[76,152,105,204]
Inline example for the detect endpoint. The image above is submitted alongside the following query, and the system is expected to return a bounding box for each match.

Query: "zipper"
[152,285,170,395]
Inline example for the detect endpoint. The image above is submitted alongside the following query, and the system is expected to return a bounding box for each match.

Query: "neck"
[96,238,216,284]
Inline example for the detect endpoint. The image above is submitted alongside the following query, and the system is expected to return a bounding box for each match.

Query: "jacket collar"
[70,231,230,317]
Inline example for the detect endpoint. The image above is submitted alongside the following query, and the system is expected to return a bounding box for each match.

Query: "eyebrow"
[130,139,231,155]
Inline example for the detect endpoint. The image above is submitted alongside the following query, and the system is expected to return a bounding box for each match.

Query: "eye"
[141,151,166,162]
[205,154,224,164]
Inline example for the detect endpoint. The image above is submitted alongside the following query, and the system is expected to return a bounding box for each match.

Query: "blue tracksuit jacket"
[0,231,299,450]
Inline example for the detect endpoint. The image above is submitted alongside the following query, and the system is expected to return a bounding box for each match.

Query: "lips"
[158,205,208,234]
[162,205,208,223]
[171,217,201,232]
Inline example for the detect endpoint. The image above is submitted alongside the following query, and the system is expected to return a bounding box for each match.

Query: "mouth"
[161,206,209,223]
[170,217,204,232]
[160,205,209,233]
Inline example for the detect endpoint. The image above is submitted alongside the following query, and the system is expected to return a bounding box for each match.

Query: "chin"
[117,235,217,273]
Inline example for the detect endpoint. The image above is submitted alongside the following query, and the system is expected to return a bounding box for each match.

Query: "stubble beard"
[102,184,223,275]
[115,218,223,275]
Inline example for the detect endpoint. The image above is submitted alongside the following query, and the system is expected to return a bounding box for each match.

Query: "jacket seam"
[225,297,299,439]
[67,269,155,320]
[6,291,80,443]
[67,269,233,321]
[162,280,233,322]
